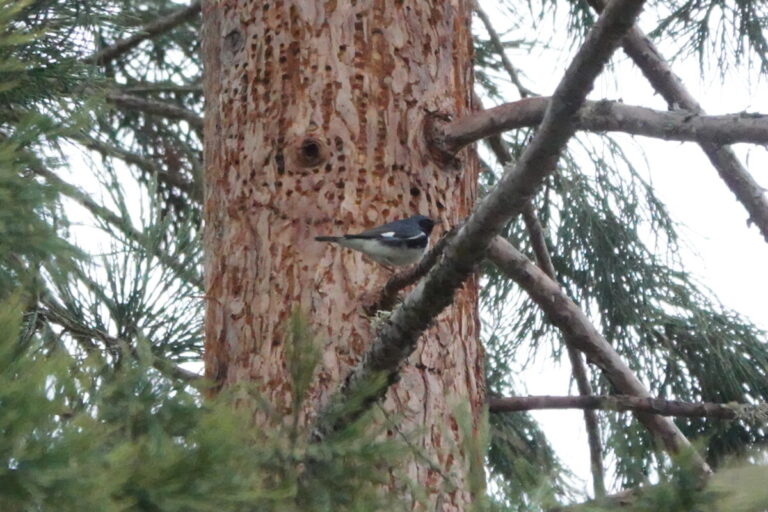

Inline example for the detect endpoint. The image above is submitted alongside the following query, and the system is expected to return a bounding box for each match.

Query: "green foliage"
[487,410,576,511]
[478,128,768,491]
[576,451,768,512]
[650,0,768,75]
[0,300,418,511]
[0,4,81,300]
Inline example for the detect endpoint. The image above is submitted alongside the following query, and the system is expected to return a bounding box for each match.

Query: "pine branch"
[311,0,649,443]
[75,134,202,202]
[105,91,204,132]
[29,165,203,289]
[521,205,607,498]
[488,395,768,420]
[120,82,203,94]
[86,1,202,66]
[487,237,711,476]
[438,97,768,153]
[587,0,768,243]
[39,299,204,387]
[472,2,535,98]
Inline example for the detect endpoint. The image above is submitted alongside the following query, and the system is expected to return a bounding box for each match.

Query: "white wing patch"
[404,232,426,240]
[379,231,396,238]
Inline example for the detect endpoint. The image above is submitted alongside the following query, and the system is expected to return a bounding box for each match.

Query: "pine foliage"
[2,0,767,510]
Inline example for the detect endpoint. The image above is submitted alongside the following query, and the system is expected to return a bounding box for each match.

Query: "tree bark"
[201,1,483,509]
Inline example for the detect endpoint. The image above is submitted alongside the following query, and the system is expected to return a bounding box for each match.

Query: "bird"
[315,214,436,266]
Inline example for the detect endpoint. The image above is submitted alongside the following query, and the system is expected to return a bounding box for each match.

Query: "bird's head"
[413,215,436,235]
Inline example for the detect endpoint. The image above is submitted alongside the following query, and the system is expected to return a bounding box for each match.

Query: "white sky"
[477,0,768,495]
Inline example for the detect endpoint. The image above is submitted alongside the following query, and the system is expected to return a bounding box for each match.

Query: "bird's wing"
[345,219,421,239]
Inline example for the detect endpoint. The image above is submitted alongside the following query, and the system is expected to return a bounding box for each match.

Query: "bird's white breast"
[337,239,425,266]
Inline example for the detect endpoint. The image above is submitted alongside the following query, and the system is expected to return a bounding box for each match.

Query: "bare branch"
[487,395,763,420]
[522,204,606,498]
[86,1,202,66]
[29,165,203,289]
[105,91,204,132]
[120,82,203,95]
[586,0,768,243]
[311,0,649,443]
[487,237,711,475]
[472,2,535,98]
[440,97,768,153]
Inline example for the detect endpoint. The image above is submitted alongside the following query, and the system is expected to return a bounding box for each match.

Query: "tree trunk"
[201,1,483,508]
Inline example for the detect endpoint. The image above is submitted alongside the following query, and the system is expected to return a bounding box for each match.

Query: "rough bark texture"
[201,1,482,509]
[311,0,651,446]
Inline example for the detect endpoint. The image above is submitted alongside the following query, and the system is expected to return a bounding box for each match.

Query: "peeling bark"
[201,1,482,508]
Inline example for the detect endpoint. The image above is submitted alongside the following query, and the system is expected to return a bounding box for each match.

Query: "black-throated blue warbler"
[315,215,435,266]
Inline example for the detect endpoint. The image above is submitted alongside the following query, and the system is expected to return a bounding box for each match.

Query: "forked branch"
[587,0,768,243]
[487,237,710,476]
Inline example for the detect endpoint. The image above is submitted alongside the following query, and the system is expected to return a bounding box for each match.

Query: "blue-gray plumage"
[315,214,435,266]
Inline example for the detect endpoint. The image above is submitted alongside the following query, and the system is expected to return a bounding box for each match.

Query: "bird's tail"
[315,236,341,242]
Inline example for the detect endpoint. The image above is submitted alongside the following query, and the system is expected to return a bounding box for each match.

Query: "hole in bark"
[294,137,328,168]
[410,187,420,196]
[225,29,243,53]
[324,163,332,172]
[302,140,320,159]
